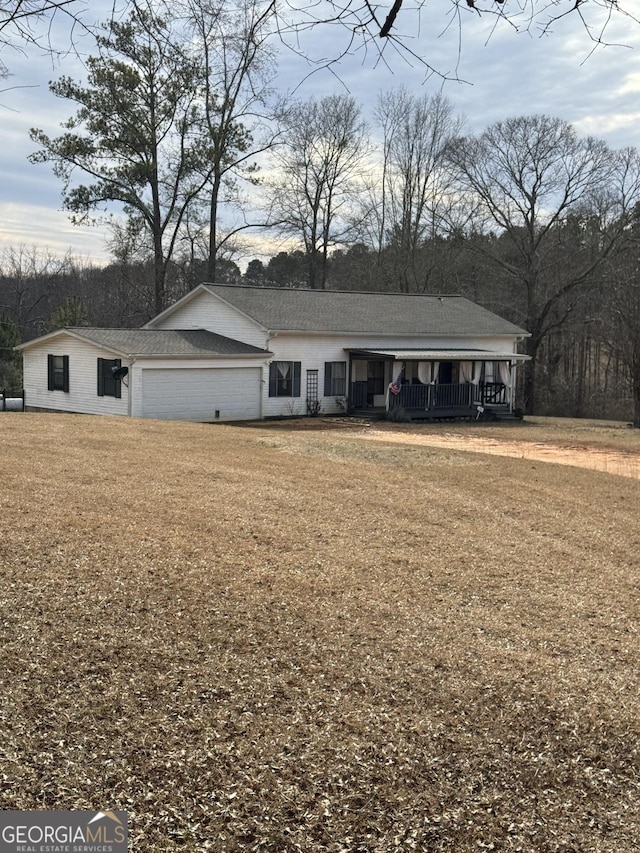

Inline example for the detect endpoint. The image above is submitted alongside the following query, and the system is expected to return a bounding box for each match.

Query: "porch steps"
[492,411,523,422]
[351,409,386,421]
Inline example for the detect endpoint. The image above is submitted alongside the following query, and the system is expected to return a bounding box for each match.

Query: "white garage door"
[141,367,261,422]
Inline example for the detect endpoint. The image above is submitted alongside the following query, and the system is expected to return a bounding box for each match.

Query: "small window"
[324,361,346,396]
[97,358,122,398]
[268,361,301,397]
[47,354,69,392]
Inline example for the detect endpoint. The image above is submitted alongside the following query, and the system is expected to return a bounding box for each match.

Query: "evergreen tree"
[49,295,90,330]
[0,313,21,392]
[29,2,211,314]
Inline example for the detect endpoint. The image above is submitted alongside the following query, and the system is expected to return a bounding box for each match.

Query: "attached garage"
[141,366,262,422]
[18,327,270,422]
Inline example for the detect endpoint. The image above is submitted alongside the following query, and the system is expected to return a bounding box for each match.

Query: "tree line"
[2,0,640,424]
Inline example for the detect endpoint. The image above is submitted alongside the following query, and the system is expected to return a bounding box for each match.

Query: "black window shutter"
[62,356,70,393]
[293,362,301,397]
[47,354,54,391]
[268,362,277,397]
[324,362,332,396]
[97,359,104,396]
[114,359,122,398]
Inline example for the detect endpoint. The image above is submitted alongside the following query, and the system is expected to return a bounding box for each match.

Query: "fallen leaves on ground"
[1,414,639,851]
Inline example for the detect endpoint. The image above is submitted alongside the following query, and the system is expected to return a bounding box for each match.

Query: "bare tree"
[448,116,640,413]
[268,94,370,289]
[0,244,73,338]
[607,271,640,428]
[1,1,85,42]
[271,0,638,79]
[597,149,640,427]
[0,2,119,74]
[1,1,81,80]
[166,0,280,282]
[366,88,463,292]
[0,311,21,390]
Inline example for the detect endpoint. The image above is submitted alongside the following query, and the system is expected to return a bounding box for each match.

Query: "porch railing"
[481,382,507,406]
[351,381,367,408]
[350,381,508,412]
[389,383,474,411]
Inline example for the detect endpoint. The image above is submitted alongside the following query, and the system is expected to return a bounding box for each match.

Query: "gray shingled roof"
[64,328,270,356]
[203,284,528,337]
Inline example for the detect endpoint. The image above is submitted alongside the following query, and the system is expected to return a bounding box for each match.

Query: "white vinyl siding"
[261,335,351,418]
[149,289,267,349]
[22,336,129,416]
[261,332,514,417]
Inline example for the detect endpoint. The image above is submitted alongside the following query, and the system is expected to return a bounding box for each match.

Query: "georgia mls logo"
[86,811,126,843]
[0,810,128,853]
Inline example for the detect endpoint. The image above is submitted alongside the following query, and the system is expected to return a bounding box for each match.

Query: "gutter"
[128,358,135,418]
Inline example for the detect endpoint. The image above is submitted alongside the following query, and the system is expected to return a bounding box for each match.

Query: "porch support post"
[510,361,516,411]
[347,352,354,413]
[385,360,392,413]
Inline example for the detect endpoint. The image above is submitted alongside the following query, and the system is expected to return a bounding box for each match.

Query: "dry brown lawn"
[1,413,639,852]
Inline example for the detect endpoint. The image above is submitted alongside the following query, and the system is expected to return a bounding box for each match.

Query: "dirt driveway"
[358,424,640,479]
[251,414,640,478]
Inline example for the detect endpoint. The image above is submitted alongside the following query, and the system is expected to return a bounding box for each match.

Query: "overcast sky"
[1,1,639,268]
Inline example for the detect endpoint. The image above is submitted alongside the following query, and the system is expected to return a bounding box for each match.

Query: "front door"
[367,360,386,406]
[438,361,453,384]
[434,361,453,407]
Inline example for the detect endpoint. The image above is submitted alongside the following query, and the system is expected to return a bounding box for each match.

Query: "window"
[324,361,346,396]
[268,361,301,397]
[97,358,122,398]
[47,354,69,392]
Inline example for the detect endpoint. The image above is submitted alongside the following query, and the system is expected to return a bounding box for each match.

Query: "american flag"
[390,375,402,395]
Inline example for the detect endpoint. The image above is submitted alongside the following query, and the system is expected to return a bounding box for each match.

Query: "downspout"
[128,357,136,418]
[260,359,269,420]
[264,331,277,420]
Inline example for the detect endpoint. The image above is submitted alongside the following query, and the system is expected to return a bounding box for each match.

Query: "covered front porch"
[347,348,528,420]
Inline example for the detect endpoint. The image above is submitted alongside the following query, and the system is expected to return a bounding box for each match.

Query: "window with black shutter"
[324,361,346,396]
[268,361,301,397]
[97,358,122,398]
[47,354,69,392]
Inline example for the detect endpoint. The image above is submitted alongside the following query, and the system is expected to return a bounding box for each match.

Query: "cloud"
[0,201,110,263]
[576,111,640,142]
[275,4,640,146]
[617,70,640,96]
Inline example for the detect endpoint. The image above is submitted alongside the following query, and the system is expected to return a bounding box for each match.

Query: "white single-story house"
[18,283,529,422]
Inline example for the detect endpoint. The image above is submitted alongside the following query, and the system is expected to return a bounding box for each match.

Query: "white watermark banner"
[0,811,127,853]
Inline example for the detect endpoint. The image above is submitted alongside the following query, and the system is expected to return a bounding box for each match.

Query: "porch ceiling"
[347,348,530,361]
